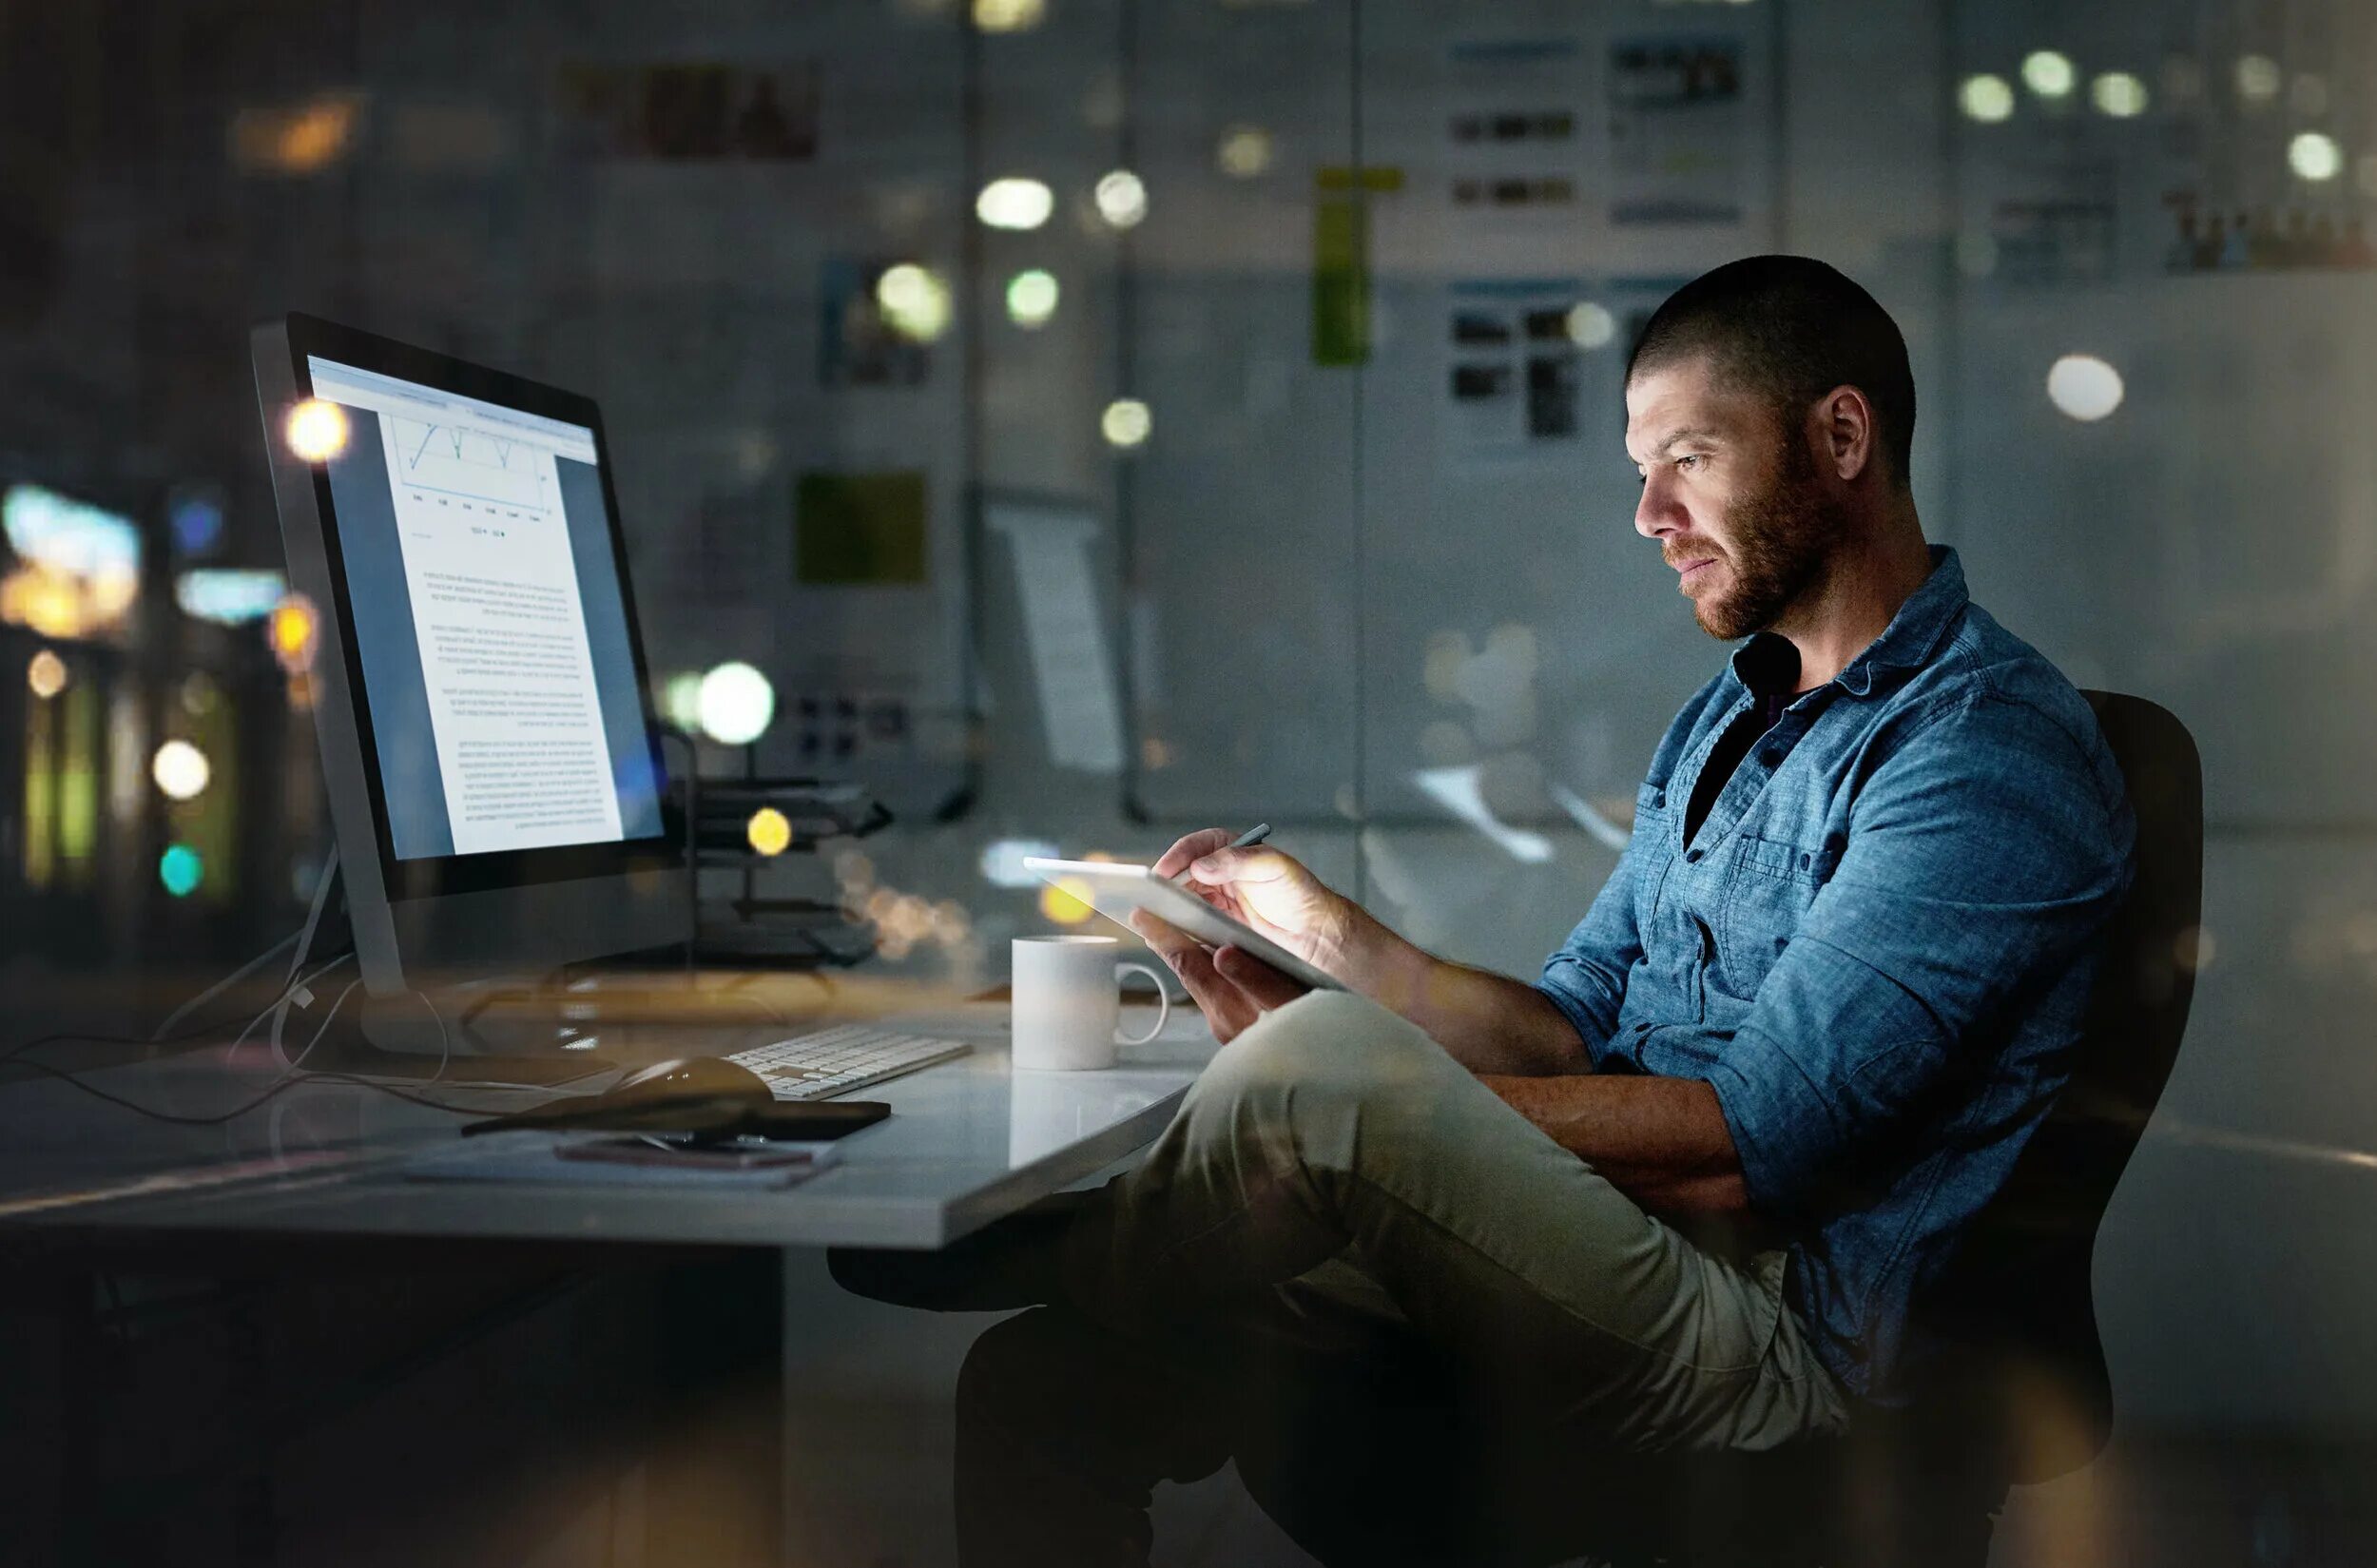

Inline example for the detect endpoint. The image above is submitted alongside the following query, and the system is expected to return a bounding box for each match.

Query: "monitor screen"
[305,356,666,861]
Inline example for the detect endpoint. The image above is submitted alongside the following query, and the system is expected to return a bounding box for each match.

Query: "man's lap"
[1091,990,1847,1451]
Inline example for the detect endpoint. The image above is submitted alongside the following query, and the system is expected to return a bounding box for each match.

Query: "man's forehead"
[1624,358,1758,455]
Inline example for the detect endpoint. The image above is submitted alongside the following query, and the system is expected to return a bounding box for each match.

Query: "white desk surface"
[0,1003,1216,1249]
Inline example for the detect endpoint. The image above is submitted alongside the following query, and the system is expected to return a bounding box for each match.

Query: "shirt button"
[1684,848,1703,862]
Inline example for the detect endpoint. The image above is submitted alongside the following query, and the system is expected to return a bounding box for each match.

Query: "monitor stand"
[331,987,620,1086]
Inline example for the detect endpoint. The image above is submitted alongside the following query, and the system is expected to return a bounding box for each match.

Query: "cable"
[10,970,534,1125]
[2,950,354,1072]
[150,931,301,1041]
[267,846,342,1065]
[7,977,364,1127]
[146,847,341,1052]
[418,988,452,1084]
[228,953,355,1063]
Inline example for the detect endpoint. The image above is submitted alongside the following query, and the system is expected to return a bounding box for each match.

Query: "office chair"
[1234,691,2204,1568]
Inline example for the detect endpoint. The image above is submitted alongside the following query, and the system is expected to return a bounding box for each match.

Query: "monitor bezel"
[277,312,682,904]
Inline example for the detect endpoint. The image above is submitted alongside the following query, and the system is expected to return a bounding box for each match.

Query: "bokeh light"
[151,739,212,802]
[177,569,288,625]
[697,661,776,745]
[1216,126,1274,179]
[1093,169,1149,229]
[661,670,705,730]
[1960,74,2015,123]
[875,262,953,342]
[1101,397,1152,449]
[284,399,350,462]
[746,806,793,858]
[2234,54,2281,104]
[2020,50,2076,99]
[2046,354,2125,421]
[159,844,205,899]
[972,0,1044,33]
[976,176,1054,230]
[2289,131,2342,182]
[1038,877,1095,925]
[1,485,142,640]
[169,494,225,555]
[229,94,359,175]
[980,838,1061,887]
[2091,71,2150,117]
[267,593,319,672]
[1005,268,1060,327]
[26,648,67,699]
[1565,301,1616,349]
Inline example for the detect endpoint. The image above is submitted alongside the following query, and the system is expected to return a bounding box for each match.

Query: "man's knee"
[956,1306,1068,1431]
[1193,992,1439,1122]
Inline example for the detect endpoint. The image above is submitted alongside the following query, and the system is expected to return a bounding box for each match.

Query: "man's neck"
[1769,510,1933,691]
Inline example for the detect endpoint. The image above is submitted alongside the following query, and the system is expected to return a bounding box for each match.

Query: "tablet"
[1021,858,1345,993]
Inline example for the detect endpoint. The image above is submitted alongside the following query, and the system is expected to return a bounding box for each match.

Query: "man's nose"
[1635,473,1684,539]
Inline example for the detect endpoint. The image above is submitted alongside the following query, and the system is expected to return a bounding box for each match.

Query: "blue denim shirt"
[1537,548,2135,1403]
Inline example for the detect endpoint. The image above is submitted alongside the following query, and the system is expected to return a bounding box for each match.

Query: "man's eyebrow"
[1628,425,1722,463]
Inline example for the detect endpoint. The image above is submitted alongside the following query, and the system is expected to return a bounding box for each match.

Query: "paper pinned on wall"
[1608,36,1748,225]
[1442,36,1586,231]
[1442,277,1586,467]
[987,500,1125,773]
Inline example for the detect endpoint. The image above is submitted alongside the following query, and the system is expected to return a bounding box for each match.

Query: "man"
[839,255,2135,1559]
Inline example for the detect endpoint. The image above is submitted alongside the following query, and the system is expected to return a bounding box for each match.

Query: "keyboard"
[727,1024,972,1101]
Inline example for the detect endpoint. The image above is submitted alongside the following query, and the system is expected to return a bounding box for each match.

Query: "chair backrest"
[1914,690,2203,1484]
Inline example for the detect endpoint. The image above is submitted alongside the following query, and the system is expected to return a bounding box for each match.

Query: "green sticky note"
[796,471,927,585]
[1312,194,1369,366]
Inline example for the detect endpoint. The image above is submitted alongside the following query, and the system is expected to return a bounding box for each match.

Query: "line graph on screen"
[388,416,551,513]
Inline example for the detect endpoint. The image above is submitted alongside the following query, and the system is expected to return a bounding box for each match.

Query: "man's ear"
[1815,384,1876,483]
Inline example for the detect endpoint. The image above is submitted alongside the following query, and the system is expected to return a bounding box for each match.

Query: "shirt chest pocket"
[1715,834,1841,999]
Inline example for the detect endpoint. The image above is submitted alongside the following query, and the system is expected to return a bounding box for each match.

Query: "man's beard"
[1688,435,1845,641]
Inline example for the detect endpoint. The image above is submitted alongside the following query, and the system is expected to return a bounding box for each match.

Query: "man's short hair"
[1626,255,1916,489]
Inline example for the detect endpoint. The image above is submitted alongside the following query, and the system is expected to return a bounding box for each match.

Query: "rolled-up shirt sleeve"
[1694,693,2135,1217]
[1537,831,1647,1068]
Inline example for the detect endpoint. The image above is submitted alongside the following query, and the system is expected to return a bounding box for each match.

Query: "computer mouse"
[458,1055,777,1136]
[595,1056,774,1112]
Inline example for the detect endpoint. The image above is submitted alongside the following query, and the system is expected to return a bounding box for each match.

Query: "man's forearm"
[1337,922,1593,1075]
[1480,1073,1749,1214]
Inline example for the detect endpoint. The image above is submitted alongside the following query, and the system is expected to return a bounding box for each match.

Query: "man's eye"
[1676,455,1704,472]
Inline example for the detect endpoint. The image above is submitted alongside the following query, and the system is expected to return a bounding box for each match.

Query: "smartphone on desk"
[559,1136,833,1171]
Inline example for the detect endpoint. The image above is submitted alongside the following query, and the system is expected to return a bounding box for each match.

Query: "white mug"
[1011,935,1170,1071]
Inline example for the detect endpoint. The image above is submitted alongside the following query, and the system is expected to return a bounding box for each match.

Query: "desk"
[0,1000,1216,1565]
[0,1000,1213,1249]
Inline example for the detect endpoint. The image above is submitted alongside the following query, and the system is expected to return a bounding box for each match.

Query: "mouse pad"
[406,1133,841,1191]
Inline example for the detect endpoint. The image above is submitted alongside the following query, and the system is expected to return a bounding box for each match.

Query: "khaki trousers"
[1063,989,1850,1452]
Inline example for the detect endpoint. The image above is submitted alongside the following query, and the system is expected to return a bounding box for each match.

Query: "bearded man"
[837,255,2138,1564]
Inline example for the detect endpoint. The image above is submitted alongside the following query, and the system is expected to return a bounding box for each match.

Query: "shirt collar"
[1727,545,1967,702]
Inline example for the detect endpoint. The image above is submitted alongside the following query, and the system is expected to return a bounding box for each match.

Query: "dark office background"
[4,0,2376,1562]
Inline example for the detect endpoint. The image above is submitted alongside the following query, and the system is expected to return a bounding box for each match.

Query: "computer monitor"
[252,315,689,1047]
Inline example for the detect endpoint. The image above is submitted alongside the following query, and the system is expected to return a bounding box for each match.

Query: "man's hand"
[1130,828,1363,1042]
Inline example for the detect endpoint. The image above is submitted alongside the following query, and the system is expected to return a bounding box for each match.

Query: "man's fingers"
[1188,845,1303,893]
[1213,944,1307,1010]
[1165,941,1259,1041]
[1152,828,1235,881]
[1127,902,1293,1042]
[1127,910,1200,964]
